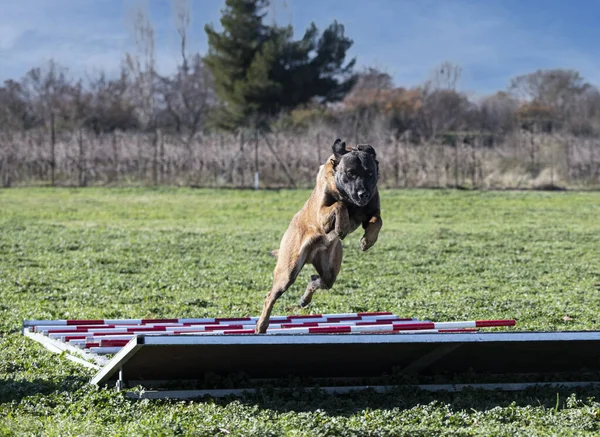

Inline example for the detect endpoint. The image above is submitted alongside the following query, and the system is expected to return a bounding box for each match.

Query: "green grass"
[1,187,600,436]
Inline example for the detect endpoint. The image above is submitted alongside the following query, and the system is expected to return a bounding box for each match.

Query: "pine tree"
[204,0,269,129]
[205,0,356,131]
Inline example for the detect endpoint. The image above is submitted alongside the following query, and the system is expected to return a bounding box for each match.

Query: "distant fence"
[0,129,599,189]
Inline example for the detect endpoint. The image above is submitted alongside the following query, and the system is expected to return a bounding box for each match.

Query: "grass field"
[1,187,600,436]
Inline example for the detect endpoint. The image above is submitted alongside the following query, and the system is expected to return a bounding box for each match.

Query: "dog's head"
[331,139,379,207]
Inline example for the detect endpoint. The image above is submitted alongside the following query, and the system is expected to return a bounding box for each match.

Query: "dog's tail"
[270,249,279,258]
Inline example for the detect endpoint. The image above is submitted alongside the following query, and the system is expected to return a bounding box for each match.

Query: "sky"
[1,0,599,96]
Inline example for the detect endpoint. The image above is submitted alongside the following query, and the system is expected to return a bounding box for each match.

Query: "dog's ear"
[332,138,350,159]
[358,144,379,178]
[357,144,376,158]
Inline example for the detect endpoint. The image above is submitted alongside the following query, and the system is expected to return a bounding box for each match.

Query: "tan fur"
[255,155,382,333]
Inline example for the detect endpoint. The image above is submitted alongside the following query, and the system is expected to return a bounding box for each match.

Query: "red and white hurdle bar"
[30,313,411,336]
[30,313,419,343]
[23,312,516,355]
[24,311,401,327]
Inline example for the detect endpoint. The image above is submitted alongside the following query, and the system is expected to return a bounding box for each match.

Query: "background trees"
[204,0,356,131]
[0,0,599,188]
[2,0,598,142]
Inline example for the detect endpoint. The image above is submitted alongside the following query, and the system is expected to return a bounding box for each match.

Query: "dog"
[255,139,382,333]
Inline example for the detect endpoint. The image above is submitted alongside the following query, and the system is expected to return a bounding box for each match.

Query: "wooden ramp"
[88,331,600,395]
[22,313,600,398]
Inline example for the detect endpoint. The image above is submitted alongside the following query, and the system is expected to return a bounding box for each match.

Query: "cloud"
[312,0,600,94]
[0,0,220,82]
[0,25,26,50]
[0,0,598,94]
[0,1,122,80]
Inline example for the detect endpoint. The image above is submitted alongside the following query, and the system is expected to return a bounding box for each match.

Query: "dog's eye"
[346,171,355,178]
[367,171,373,177]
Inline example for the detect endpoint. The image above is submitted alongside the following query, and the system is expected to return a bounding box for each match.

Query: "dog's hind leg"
[255,231,312,334]
[255,266,300,334]
[299,238,342,308]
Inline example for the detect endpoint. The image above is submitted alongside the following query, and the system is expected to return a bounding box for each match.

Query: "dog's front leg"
[320,205,337,234]
[360,215,382,251]
[320,203,350,239]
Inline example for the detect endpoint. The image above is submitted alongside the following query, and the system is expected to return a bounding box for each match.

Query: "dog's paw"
[255,319,269,334]
[298,297,312,308]
[360,236,372,251]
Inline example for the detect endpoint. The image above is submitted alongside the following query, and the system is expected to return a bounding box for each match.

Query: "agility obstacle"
[22,312,600,398]
[23,312,515,356]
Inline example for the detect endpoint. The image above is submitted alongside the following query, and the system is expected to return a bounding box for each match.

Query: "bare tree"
[0,80,31,132]
[479,91,519,135]
[172,0,191,72]
[418,89,473,139]
[415,62,471,139]
[429,61,462,91]
[125,1,159,183]
[63,80,93,186]
[125,1,157,131]
[21,60,74,186]
[86,69,138,134]
[157,55,215,138]
[0,80,30,187]
[566,86,600,136]
[350,67,394,92]
[342,67,395,141]
[156,0,216,142]
[509,69,591,127]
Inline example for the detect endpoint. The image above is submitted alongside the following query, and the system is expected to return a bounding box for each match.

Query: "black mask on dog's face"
[332,139,379,207]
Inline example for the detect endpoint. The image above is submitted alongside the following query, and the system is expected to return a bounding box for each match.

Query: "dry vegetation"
[1,3,599,190]
[1,129,599,189]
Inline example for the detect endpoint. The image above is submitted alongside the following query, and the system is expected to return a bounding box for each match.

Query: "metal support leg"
[116,367,124,391]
